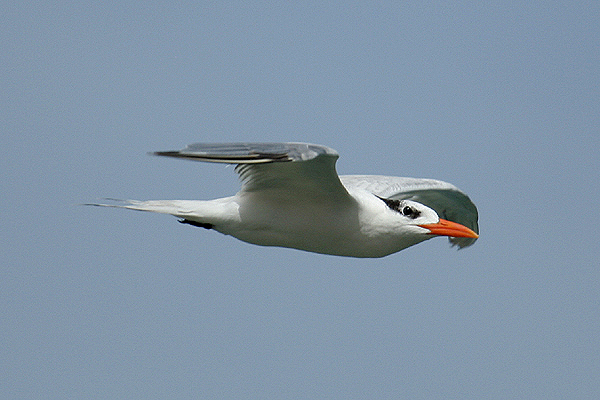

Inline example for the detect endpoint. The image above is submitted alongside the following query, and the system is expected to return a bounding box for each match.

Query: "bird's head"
[377,197,478,242]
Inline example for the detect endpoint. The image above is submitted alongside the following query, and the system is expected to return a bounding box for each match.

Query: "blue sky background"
[2,1,599,399]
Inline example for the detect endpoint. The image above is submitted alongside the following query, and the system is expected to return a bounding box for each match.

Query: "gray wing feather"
[341,175,479,248]
[155,142,351,201]
[154,142,338,164]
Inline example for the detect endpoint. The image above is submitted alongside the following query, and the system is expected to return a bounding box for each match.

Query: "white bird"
[89,142,478,258]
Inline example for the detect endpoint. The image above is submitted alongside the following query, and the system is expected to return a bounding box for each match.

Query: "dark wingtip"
[178,219,214,230]
[151,151,180,157]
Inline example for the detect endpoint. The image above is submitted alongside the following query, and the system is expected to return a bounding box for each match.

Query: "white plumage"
[89,142,478,258]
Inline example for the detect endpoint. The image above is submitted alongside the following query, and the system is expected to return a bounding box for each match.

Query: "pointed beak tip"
[419,218,479,239]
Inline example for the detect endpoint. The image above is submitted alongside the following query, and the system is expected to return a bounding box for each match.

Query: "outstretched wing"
[155,142,352,203]
[341,175,479,248]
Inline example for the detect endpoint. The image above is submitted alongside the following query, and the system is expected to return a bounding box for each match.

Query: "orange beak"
[419,218,479,238]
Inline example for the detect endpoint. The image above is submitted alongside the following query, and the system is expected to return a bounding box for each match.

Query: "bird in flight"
[89,142,478,257]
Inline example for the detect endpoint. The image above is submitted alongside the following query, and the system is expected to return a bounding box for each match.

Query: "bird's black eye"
[401,205,420,219]
[377,196,421,218]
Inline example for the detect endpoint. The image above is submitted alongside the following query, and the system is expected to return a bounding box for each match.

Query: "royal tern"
[89,142,478,257]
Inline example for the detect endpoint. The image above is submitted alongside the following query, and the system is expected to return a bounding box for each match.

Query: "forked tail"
[85,197,238,230]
